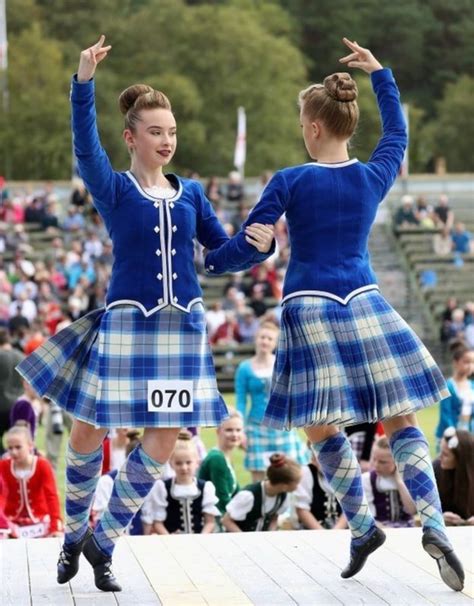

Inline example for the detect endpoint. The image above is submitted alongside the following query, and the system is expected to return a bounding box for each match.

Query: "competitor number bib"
[147,380,194,413]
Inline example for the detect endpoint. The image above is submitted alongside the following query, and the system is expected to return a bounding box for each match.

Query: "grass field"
[35,395,441,509]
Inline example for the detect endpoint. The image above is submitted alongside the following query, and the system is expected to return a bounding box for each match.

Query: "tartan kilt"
[244,420,309,472]
[263,291,449,430]
[16,304,228,428]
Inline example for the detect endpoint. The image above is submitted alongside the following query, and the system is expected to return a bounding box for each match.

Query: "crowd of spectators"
[0,176,472,540]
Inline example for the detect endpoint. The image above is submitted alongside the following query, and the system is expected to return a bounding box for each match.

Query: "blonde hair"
[171,429,198,459]
[6,425,33,444]
[299,72,359,139]
[119,84,172,132]
[374,436,390,450]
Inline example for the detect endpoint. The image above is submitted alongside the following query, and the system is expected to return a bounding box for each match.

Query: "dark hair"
[125,429,141,456]
[438,430,474,520]
[0,327,9,346]
[266,453,301,485]
[119,84,172,132]
[449,340,471,361]
[299,72,359,139]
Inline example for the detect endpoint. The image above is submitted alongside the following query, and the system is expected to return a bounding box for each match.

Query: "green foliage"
[0,23,71,179]
[428,75,474,172]
[1,0,472,176]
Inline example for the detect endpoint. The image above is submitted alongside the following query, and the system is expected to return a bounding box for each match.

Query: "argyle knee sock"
[312,432,376,540]
[93,444,164,557]
[64,443,103,547]
[390,426,447,538]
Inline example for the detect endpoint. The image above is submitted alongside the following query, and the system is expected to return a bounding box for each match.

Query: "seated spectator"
[41,199,60,230]
[362,436,416,527]
[434,194,454,229]
[434,428,474,526]
[221,284,245,311]
[448,308,466,341]
[70,177,91,208]
[249,283,268,318]
[415,195,435,229]
[433,226,453,256]
[222,454,302,532]
[294,445,346,530]
[451,222,472,254]
[211,310,242,345]
[205,301,226,340]
[436,342,474,440]
[237,307,260,343]
[9,291,37,324]
[198,410,243,519]
[62,205,86,233]
[84,229,103,260]
[205,176,223,205]
[9,381,40,439]
[394,195,419,228]
[0,426,62,538]
[225,171,244,206]
[24,196,46,224]
[142,431,219,535]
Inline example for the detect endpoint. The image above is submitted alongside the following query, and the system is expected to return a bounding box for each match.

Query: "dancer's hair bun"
[323,73,358,102]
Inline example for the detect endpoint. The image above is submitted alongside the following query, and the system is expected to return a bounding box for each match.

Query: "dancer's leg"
[57,419,107,584]
[306,425,384,578]
[84,427,180,591]
[384,415,464,591]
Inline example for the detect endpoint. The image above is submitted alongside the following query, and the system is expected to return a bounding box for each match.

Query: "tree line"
[0,0,472,179]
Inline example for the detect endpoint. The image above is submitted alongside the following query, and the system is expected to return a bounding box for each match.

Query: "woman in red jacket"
[0,426,63,538]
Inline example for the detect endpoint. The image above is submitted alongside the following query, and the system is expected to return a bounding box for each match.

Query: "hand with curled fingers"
[77,35,112,83]
[245,223,275,253]
[339,38,383,74]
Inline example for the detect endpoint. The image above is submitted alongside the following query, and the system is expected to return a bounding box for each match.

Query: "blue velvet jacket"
[71,76,272,315]
[205,69,408,305]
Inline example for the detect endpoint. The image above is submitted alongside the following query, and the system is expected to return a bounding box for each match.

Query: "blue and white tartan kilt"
[244,420,309,471]
[16,304,229,429]
[263,291,449,430]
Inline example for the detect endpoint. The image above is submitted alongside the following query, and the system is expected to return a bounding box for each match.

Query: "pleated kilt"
[16,304,228,428]
[263,291,449,429]
[244,420,309,471]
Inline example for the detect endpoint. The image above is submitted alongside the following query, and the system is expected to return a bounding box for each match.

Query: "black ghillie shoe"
[57,527,93,584]
[422,529,464,591]
[83,534,122,592]
[341,527,386,579]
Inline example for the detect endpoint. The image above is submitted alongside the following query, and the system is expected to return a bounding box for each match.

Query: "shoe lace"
[103,560,114,578]
[58,550,70,566]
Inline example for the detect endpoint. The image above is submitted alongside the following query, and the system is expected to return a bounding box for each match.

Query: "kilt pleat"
[17,304,228,428]
[244,421,309,471]
[264,292,449,429]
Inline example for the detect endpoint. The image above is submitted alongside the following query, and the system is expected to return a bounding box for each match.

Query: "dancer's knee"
[69,419,107,454]
[304,424,339,444]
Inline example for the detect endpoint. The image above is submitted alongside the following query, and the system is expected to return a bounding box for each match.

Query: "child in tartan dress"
[16,35,274,592]
[204,38,464,590]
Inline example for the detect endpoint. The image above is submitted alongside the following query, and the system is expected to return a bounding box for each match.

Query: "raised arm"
[340,38,407,198]
[71,35,117,215]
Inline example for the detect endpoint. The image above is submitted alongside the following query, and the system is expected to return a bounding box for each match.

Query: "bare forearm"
[297,508,324,530]
[221,513,242,533]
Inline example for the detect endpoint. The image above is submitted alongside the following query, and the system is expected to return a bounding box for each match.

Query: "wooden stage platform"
[1,528,472,605]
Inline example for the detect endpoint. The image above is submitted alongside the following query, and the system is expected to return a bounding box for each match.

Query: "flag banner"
[233,106,246,170]
[0,0,7,71]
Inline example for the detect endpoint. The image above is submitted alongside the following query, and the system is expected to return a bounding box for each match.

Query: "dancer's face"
[218,417,243,450]
[6,435,32,464]
[439,439,457,470]
[124,108,177,168]
[171,450,198,484]
[255,327,278,355]
[453,351,474,378]
[372,446,396,476]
